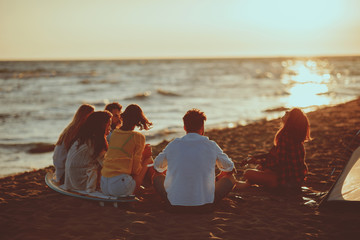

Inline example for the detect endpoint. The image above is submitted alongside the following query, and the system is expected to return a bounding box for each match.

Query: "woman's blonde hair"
[56,104,95,150]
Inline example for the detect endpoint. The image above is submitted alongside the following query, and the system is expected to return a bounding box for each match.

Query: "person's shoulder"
[164,137,183,149]
[132,131,145,138]
[203,136,217,145]
[115,129,144,139]
[169,137,181,144]
[70,139,80,148]
[187,134,218,148]
[128,131,144,143]
[69,140,88,153]
[205,138,223,150]
[111,129,121,137]
[54,141,66,150]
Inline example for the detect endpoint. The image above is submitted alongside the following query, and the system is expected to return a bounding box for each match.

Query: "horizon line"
[1,53,360,62]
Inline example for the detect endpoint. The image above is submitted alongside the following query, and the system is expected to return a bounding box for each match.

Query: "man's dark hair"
[105,102,122,113]
[183,109,207,133]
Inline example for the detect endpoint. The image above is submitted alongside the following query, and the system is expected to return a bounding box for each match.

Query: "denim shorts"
[101,174,136,197]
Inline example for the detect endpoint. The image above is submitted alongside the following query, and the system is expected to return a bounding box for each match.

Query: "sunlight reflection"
[287,83,330,108]
[282,60,332,108]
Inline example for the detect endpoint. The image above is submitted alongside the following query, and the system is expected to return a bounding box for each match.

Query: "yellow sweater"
[101,129,145,178]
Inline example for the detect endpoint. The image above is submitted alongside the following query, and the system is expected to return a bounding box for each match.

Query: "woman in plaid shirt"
[238,108,311,189]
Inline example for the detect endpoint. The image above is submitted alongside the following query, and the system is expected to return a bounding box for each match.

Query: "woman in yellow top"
[101,104,153,196]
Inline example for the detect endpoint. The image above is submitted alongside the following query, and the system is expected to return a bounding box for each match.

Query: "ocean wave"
[125,91,151,100]
[0,67,97,80]
[254,71,275,79]
[263,107,289,113]
[86,99,110,108]
[79,79,119,85]
[144,127,183,145]
[80,79,91,84]
[99,79,119,84]
[0,142,55,154]
[157,89,181,97]
[316,91,335,96]
[0,113,12,120]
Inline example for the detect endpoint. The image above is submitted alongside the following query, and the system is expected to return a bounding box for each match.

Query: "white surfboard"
[45,171,138,207]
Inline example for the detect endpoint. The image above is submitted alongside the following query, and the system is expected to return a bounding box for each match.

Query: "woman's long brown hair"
[274,108,311,145]
[120,104,152,131]
[76,111,112,158]
[56,104,94,150]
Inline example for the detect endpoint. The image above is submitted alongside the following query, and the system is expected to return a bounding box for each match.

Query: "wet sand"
[1,98,360,240]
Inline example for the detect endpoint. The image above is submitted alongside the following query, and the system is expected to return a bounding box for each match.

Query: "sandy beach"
[1,98,360,240]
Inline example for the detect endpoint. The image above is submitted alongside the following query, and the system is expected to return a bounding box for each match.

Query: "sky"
[1,0,360,60]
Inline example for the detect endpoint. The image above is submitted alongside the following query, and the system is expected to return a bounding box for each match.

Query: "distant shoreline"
[1,54,360,62]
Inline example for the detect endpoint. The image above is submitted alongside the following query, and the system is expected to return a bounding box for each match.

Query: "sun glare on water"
[281,60,333,108]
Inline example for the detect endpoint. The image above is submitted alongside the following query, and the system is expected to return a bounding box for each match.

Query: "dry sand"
[1,98,360,240]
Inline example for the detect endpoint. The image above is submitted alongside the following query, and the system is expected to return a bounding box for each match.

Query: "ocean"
[1,56,359,177]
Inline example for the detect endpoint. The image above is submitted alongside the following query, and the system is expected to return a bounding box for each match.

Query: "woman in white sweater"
[64,111,112,193]
[53,104,94,183]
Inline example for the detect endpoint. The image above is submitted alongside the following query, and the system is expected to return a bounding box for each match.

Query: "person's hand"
[216,170,234,181]
[216,171,225,181]
[144,156,153,166]
[247,156,258,164]
[142,144,152,160]
[240,156,256,166]
[256,164,263,171]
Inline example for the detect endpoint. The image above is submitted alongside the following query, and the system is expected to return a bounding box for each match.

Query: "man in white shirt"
[153,109,236,211]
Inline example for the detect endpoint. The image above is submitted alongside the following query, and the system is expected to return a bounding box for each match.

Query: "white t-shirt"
[154,133,234,206]
[64,140,100,193]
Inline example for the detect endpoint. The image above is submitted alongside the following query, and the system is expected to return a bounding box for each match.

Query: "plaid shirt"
[264,134,307,187]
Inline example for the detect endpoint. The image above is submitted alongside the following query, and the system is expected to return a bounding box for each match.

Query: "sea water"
[1,57,359,177]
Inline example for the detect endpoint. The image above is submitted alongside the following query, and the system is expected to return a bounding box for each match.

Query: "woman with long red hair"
[239,108,311,189]
[53,104,95,183]
[64,111,112,192]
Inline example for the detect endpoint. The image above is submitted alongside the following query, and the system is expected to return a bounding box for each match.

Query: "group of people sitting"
[53,102,311,210]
